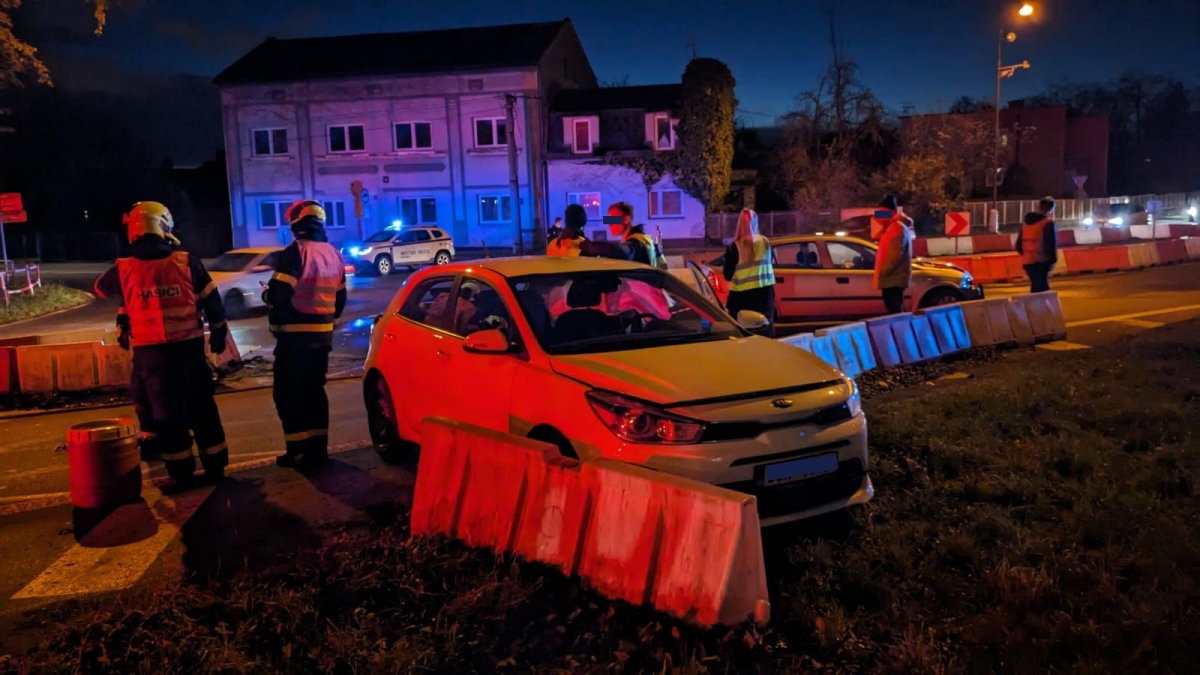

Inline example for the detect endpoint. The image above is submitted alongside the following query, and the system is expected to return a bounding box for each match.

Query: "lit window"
[252,128,288,156]
[648,189,683,218]
[572,119,592,154]
[258,201,291,229]
[321,201,347,228]
[479,195,513,223]
[395,122,433,151]
[567,192,601,219]
[475,118,507,148]
[400,197,438,225]
[653,113,674,150]
[328,124,365,153]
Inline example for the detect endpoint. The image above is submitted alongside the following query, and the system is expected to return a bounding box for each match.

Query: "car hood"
[914,257,969,279]
[549,337,845,406]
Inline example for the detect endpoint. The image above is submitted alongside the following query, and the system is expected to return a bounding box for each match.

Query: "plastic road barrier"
[1012,292,1067,341]
[809,333,840,372]
[916,305,971,355]
[814,322,876,378]
[66,419,142,510]
[1127,242,1160,269]
[411,418,771,627]
[909,313,944,360]
[779,332,814,353]
[1130,225,1154,241]
[1073,229,1102,245]
[865,314,923,367]
[1186,238,1200,260]
[958,298,1017,347]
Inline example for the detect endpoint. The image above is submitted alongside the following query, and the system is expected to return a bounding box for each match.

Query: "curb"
[0,290,96,332]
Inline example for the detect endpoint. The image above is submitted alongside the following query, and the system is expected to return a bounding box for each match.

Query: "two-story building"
[214,19,595,250]
[545,85,707,246]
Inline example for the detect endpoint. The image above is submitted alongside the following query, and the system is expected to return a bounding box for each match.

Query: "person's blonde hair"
[734,209,759,243]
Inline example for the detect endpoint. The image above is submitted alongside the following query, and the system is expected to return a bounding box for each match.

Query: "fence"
[705,210,841,241]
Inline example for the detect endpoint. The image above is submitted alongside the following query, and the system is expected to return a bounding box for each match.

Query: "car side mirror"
[736,310,769,330]
[463,328,512,354]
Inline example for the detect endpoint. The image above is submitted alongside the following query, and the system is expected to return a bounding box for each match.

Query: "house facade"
[214,19,595,250]
[545,85,708,246]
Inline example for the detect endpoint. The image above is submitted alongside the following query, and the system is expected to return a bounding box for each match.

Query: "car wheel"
[920,288,961,308]
[375,255,393,276]
[528,426,578,460]
[364,373,416,465]
[434,250,451,265]
[224,290,246,319]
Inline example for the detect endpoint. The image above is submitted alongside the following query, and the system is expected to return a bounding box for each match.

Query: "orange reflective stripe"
[272,272,298,286]
[271,323,335,333]
[197,281,218,300]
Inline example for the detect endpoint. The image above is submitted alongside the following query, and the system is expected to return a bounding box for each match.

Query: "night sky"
[17,0,1200,157]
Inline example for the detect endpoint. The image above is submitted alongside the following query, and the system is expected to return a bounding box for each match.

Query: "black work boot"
[275,453,301,469]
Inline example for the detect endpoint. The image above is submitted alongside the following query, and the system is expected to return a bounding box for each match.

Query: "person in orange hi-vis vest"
[263,200,348,468]
[1015,196,1058,293]
[93,202,229,492]
[546,204,589,257]
[872,195,915,314]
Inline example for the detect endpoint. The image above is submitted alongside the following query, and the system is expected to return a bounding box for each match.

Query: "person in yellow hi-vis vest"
[722,208,777,337]
[547,204,588,257]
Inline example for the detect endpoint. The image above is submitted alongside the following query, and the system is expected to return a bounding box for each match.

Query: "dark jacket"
[264,225,348,345]
[1015,212,1058,264]
[581,225,657,266]
[93,236,225,363]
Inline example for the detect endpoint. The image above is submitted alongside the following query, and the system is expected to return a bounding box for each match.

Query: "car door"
[823,240,887,318]
[436,276,522,434]
[411,229,435,264]
[771,241,829,321]
[387,274,461,438]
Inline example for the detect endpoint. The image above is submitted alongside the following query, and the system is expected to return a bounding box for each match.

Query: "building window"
[328,124,365,153]
[395,122,433,151]
[648,189,683,218]
[258,201,291,229]
[653,114,674,150]
[321,201,347,228]
[475,118,507,148]
[567,192,602,220]
[400,197,438,225]
[572,119,592,154]
[252,128,288,156]
[478,195,512,223]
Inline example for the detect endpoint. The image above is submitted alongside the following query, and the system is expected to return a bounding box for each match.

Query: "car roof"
[223,247,282,255]
[434,256,652,277]
[767,234,875,246]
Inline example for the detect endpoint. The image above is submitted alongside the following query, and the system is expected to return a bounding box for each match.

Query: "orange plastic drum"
[66,418,141,509]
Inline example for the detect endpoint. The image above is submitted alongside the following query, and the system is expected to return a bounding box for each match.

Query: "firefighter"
[546,204,588,257]
[582,202,667,269]
[93,202,229,490]
[1015,196,1058,293]
[872,195,915,315]
[264,199,347,468]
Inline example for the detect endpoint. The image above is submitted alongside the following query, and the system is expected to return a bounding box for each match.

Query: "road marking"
[1037,341,1091,351]
[1065,303,1200,328]
[1120,318,1165,329]
[11,485,213,600]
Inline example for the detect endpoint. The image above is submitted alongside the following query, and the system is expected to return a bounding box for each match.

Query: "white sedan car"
[364,256,873,526]
[348,226,455,276]
[205,247,283,317]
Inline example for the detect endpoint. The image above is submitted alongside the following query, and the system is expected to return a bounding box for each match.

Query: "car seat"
[553,281,617,343]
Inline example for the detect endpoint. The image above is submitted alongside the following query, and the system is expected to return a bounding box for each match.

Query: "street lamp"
[992,3,1036,222]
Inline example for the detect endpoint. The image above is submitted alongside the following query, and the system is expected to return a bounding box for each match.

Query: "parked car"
[205,247,283,318]
[701,234,983,321]
[348,226,455,276]
[1082,203,1147,228]
[364,256,873,526]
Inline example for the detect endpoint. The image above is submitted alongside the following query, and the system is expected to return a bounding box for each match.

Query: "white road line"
[1120,318,1166,329]
[1037,341,1091,351]
[11,485,213,600]
[1065,303,1200,328]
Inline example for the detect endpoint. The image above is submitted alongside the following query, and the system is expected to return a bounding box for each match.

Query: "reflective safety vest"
[271,239,345,333]
[547,235,584,257]
[1021,218,1053,265]
[626,232,666,269]
[728,236,776,292]
[117,252,204,348]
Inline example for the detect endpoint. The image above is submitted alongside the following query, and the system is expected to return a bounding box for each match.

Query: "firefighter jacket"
[265,227,347,343]
[1016,214,1057,265]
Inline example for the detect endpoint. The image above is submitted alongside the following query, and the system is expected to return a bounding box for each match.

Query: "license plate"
[761,453,839,486]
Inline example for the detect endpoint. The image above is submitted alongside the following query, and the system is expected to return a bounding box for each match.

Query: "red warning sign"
[944,211,970,237]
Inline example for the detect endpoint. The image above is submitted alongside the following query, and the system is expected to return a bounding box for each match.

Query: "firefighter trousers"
[273,336,332,460]
[131,342,229,482]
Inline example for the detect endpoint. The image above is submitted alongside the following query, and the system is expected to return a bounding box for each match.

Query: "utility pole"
[505,94,524,255]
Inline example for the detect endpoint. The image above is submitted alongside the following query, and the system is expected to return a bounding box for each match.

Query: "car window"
[431,229,448,240]
[454,278,516,340]
[827,242,875,270]
[399,276,458,332]
[206,253,258,273]
[774,242,822,269]
[365,230,397,243]
[508,269,741,355]
[413,230,433,242]
[398,231,419,245]
[260,252,281,269]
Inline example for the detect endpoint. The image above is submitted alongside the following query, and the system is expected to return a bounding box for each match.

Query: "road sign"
[0,193,22,213]
[944,211,970,237]
[0,210,28,223]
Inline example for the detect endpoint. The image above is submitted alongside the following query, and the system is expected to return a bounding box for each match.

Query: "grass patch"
[6,323,1200,672]
[0,283,90,325]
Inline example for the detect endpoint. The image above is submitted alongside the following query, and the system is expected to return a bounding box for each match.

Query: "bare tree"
[1,0,115,86]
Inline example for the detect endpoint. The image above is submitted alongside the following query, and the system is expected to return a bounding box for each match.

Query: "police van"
[348,226,455,276]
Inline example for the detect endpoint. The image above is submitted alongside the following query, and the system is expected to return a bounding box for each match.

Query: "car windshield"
[508,269,743,355]
[365,230,397,243]
[206,253,258,272]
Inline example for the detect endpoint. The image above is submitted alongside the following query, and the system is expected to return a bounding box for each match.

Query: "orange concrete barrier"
[1127,242,1160,268]
[1056,229,1077,248]
[0,346,14,393]
[14,342,99,392]
[94,344,133,387]
[972,233,1015,254]
[1100,227,1132,243]
[1155,239,1188,264]
[1168,224,1197,239]
[411,418,771,627]
[1186,238,1200,260]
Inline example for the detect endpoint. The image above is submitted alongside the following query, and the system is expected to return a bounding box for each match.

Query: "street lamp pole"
[993,28,1004,213]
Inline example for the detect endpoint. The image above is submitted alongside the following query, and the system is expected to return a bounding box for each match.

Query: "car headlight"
[1082,217,1094,226]
[352,246,372,257]
[1187,206,1197,218]
[1108,217,1124,226]
[842,376,862,418]
[960,272,974,289]
[586,390,706,444]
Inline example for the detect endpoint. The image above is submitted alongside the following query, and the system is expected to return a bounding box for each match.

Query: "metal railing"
[1,262,42,306]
